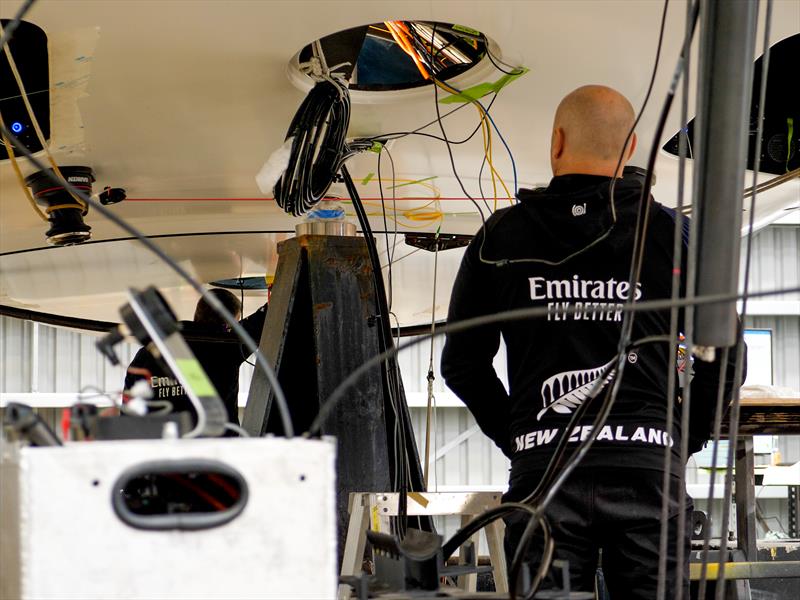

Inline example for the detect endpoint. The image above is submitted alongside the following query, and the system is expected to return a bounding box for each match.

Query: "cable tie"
[298,57,324,79]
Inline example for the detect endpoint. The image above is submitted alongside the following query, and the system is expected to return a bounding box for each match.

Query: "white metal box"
[0,437,337,599]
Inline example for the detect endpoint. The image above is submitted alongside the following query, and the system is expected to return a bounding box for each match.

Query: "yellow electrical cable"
[0,21,88,214]
[361,204,443,223]
[355,174,443,226]
[486,130,512,202]
[361,176,442,197]
[480,112,498,210]
[405,211,443,221]
[0,113,49,222]
[446,81,510,203]
[360,195,444,224]
[485,118,513,207]
[361,204,442,221]
[402,199,440,212]
[368,25,393,36]
[360,196,440,211]
[357,196,444,226]
[433,76,512,208]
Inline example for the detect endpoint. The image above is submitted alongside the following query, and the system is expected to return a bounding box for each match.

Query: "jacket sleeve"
[440,234,512,457]
[687,322,747,455]
[665,210,748,455]
[240,302,268,345]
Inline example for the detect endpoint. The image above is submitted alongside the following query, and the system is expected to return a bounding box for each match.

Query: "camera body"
[24,166,94,246]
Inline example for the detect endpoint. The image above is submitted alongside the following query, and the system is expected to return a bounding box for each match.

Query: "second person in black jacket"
[124,287,267,427]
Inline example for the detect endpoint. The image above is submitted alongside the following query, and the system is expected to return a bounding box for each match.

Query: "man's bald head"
[550,85,637,177]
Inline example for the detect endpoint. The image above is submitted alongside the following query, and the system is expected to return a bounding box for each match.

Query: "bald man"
[441,85,741,597]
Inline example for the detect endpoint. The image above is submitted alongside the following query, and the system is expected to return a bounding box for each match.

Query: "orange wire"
[385,21,430,79]
[207,474,240,500]
[169,475,228,511]
[394,21,414,37]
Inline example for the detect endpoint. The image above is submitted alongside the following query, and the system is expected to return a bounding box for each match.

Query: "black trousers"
[503,468,692,599]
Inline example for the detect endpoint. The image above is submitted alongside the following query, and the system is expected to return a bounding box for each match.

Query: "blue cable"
[478,103,518,199]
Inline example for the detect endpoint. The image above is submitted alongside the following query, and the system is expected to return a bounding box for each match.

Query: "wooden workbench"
[723,397,800,435]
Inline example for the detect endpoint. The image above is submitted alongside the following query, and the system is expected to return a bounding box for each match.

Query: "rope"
[423,226,441,490]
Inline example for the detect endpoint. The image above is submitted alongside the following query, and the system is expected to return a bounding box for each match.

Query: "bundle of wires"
[271,51,375,217]
[272,79,354,216]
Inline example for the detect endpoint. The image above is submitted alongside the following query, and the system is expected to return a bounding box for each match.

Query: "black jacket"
[441,174,743,476]
[124,304,267,425]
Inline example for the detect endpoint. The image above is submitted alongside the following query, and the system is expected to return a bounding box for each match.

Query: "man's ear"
[627,132,638,160]
[551,127,565,160]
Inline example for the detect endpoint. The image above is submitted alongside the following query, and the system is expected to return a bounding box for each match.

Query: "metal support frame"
[690,560,800,581]
[339,492,508,599]
[790,485,800,539]
[734,436,757,561]
[242,235,425,557]
[701,428,800,597]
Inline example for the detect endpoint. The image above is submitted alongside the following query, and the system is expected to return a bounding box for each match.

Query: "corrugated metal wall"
[396,331,512,489]
[742,224,800,473]
[0,317,33,393]
[741,224,800,300]
[0,319,138,432]
[0,320,137,394]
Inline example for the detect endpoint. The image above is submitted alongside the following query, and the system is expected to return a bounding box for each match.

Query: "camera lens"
[25,166,94,246]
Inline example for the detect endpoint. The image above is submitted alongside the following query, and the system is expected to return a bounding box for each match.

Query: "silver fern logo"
[536,359,616,421]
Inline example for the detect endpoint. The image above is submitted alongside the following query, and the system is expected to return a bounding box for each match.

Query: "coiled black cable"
[273,80,352,216]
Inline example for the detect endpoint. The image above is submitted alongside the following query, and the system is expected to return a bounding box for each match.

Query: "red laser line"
[125,197,507,202]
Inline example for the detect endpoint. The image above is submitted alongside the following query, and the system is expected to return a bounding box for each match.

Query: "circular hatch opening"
[288,21,503,99]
